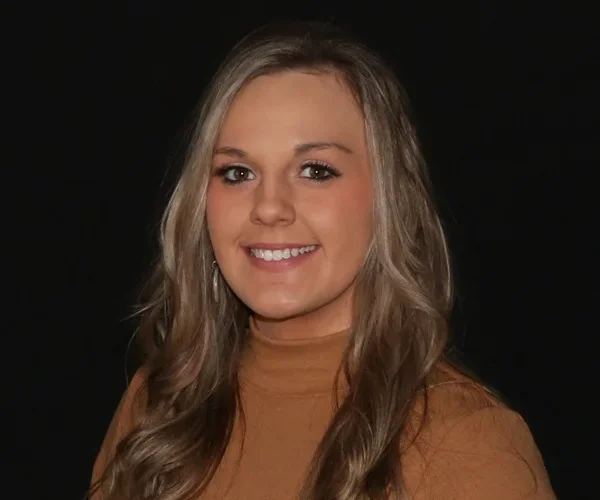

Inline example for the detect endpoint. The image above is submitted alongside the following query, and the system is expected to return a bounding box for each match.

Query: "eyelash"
[300,161,342,182]
[214,164,254,185]
[214,161,342,185]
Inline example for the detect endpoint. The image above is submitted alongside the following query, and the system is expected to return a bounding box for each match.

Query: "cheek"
[205,186,221,245]
[309,181,373,257]
[206,184,243,252]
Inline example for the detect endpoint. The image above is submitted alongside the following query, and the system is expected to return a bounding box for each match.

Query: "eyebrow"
[214,141,354,158]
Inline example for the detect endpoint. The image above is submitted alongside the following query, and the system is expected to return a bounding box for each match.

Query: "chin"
[246,296,314,322]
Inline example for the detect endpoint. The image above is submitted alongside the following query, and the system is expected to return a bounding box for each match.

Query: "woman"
[90,21,556,499]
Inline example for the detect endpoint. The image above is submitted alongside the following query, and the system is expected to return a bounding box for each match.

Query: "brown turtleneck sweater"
[91,323,556,499]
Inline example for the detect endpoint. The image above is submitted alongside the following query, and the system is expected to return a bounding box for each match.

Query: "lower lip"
[244,247,319,272]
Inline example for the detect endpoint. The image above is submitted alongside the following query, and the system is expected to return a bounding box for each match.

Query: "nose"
[250,176,296,227]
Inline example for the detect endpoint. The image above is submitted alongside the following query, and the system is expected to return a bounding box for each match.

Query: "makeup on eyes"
[214,160,342,185]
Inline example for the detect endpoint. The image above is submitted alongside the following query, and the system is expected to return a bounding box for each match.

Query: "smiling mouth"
[247,245,318,261]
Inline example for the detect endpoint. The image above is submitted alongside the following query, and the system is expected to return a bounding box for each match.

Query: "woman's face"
[206,71,373,338]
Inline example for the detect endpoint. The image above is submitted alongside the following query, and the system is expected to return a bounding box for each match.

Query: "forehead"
[217,71,365,150]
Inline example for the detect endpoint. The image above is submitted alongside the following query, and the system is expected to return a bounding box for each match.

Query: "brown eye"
[216,165,256,184]
[299,162,341,182]
[308,166,329,179]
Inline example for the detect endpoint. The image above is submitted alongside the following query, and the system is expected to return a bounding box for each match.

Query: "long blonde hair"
[97,21,454,499]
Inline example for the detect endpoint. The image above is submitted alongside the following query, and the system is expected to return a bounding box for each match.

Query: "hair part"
[94,21,454,500]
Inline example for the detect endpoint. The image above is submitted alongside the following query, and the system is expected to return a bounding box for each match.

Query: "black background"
[8,3,595,499]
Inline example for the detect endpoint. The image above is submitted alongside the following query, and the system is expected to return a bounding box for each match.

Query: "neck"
[242,314,350,395]
[252,292,353,340]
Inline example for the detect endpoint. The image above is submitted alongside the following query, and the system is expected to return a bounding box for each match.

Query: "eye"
[215,165,256,185]
[299,161,341,182]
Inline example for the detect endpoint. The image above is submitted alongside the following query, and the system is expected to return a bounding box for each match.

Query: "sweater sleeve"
[90,369,148,499]
[410,406,556,499]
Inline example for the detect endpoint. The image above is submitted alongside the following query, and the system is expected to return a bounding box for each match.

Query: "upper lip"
[243,243,318,250]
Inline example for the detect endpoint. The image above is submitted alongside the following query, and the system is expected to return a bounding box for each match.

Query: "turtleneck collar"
[239,317,349,395]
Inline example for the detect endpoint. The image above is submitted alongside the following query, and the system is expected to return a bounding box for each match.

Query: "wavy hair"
[94,21,454,499]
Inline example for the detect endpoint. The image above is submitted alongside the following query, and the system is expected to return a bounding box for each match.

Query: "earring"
[212,261,219,303]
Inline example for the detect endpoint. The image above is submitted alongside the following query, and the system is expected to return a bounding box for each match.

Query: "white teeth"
[250,245,316,261]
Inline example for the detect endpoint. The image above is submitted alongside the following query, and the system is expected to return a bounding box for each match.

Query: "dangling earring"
[212,261,219,303]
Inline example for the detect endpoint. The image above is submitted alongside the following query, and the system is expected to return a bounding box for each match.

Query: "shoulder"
[90,367,149,497]
[402,362,556,499]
